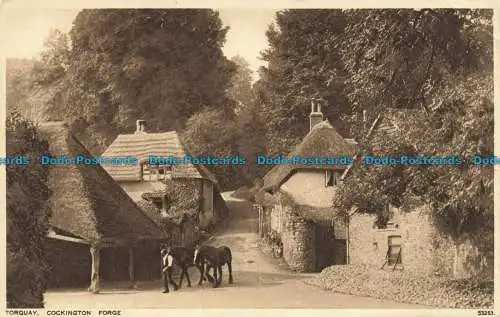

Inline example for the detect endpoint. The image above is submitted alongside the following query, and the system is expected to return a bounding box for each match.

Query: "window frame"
[325,170,338,187]
[387,235,402,265]
[140,163,172,182]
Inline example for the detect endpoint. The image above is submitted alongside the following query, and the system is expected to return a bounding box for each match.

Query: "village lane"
[44,192,432,309]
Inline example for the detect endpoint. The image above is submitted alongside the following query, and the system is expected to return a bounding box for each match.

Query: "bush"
[6,113,51,308]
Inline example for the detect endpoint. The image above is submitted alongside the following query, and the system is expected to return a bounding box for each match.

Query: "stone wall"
[281,205,316,272]
[170,218,199,248]
[270,204,283,234]
[349,206,490,278]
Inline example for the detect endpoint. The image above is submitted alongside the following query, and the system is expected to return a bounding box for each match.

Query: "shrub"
[6,113,51,308]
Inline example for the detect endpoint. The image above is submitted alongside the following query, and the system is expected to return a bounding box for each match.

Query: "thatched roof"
[101,130,218,185]
[262,120,356,192]
[38,122,166,244]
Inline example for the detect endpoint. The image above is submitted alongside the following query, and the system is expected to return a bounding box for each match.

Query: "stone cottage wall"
[170,218,199,248]
[270,204,283,234]
[349,206,487,278]
[281,205,316,272]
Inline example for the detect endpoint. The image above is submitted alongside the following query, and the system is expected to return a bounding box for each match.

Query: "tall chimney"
[136,120,146,134]
[309,99,324,131]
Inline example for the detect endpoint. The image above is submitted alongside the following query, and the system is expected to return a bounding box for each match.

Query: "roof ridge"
[38,124,165,243]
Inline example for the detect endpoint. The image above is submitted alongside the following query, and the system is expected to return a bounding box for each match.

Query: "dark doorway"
[333,239,347,265]
[101,247,129,282]
[44,239,91,288]
[314,220,336,271]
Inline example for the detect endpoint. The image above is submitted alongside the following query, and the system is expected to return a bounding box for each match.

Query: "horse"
[168,246,205,288]
[193,245,233,288]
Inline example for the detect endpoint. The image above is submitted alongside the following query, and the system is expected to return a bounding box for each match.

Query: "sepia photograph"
[2,3,495,313]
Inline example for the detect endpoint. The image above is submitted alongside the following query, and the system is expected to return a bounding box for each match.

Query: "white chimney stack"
[309,98,324,131]
[136,120,146,134]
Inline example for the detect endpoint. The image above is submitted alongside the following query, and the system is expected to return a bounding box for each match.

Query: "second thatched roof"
[262,120,356,192]
[101,130,218,185]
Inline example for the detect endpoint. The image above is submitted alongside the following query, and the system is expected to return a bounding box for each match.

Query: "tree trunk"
[452,240,466,279]
[346,220,350,264]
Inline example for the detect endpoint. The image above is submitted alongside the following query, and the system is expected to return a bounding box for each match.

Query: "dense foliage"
[256,9,350,155]
[6,9,254,190]
[332,9,493,274]
[255,8,493,276]
[180,106,244,190]
[6,113,52,308]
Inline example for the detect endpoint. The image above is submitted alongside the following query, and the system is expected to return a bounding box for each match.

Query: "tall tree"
[65,9,235,154]
[227,55,254,113]
[6,58,35,118]
[29,29,71,122]
[7,113,52,308]
[181,105,246,190]
[234,95,268,183]
[338,9,486,139]
[334,9,493,278]
[258,9,350,155]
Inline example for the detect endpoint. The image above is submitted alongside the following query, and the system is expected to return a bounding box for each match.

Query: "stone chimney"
[309,99,324,131]
[345,138,359,154]
[135,120,146,134]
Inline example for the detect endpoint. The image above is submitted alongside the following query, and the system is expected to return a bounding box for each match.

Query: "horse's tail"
[222,246,232,262]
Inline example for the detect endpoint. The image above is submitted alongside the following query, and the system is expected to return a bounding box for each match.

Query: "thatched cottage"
[38,122,167,293]
[101,120,228,247]
[256,100,357,272]
[344,109,494,278]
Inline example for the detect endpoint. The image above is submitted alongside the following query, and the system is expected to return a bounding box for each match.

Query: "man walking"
[161,245,178,293]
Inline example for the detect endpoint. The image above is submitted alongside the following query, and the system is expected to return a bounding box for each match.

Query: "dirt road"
[44,192,431,308]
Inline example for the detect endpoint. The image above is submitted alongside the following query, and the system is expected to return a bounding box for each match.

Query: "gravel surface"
[307,264,493,309]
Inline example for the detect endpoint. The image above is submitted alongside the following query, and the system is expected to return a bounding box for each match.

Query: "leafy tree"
[234,99,268,182]
[65,9,235,154]
[6,113,52,308]
[32,29,71,86]
[227,55,254,113]
[29,29,71,122]
[181,106,246,190]
[338,9,490,139]
[6,58,36,118]
[226,55,268,182]
[258,9,351,155]
[334,9,493,278]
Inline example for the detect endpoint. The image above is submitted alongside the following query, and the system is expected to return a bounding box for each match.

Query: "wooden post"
[88,245,101,294]
[258,205,262,237]
[345,220,350,265]
[128,246,136,289]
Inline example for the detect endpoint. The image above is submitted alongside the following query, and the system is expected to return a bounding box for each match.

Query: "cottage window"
[140,163,172,181]
[157,165,172,181]
[325,170,338,187]
[140,163,153,181]
[387,235,402,265]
